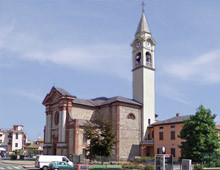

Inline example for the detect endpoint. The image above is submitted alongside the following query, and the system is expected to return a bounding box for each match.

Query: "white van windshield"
[62,157,69,162]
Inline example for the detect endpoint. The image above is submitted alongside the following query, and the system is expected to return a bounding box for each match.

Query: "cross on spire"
[142,1,145,12]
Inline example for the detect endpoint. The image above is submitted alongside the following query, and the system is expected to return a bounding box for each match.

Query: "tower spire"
[142,1,145,12]
[136,1,151,36]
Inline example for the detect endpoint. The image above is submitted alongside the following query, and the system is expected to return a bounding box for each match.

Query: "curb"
[23,166,36,169]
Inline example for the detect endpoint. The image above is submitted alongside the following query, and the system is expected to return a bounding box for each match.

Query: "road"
[0,161,25,170]
[0,158,38,170]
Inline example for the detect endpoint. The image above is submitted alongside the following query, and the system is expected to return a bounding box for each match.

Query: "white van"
[35,155,74,170]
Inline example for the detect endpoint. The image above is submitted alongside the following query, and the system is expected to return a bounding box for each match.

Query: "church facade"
[43,9,156,161]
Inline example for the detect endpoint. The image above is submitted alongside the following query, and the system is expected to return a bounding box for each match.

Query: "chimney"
[176,113,180,117]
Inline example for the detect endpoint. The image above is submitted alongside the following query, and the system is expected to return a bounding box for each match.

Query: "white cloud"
[0,29,131,80]
[11,89,43,103]
[157,84,189,105]
[163,50,220,84]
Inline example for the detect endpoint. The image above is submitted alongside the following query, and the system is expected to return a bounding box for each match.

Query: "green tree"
[84,119,116,162]
[179,105,220,162]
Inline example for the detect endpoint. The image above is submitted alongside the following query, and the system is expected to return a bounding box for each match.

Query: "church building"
[43,8,156,161]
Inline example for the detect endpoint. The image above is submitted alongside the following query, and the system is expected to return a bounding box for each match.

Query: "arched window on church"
[136,53,141,65]
[127,113,135,120]
[146,52,152,67]
[54,111,59,125]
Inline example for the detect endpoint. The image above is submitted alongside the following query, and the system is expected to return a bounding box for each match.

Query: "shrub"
[10,154,17,160]
[144,165,154,170]
[203,152,220,167]
[194,164,202,170]
[122,165,141,169]
[20,155,25,160]
[133,157,154,164]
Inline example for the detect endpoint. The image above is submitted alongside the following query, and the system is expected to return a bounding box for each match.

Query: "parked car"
[71,164,90,170]
[35,155,74,170]
[48,161,75,170]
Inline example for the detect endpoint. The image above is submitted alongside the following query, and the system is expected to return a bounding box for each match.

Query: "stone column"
[45,112,52,143]
[61,109,66,142]
[58,105,66,143]
[58,110,62,142]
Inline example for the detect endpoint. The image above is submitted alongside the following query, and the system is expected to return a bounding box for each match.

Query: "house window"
[159,126,163,129]
[83,148,87,156]
[152,131,154,139]
[171,125,175,128]
[127,113,135,120]
[54,112,59,125]
[16,133,18,139]
[146,147,150,156]
[157,148,161,154]
[0,134,2,137]
[171,148,176,157]
[83,134,87,143]
[0,140,2,144]
[148,119,151,125]
[159,132,163,140]
[15,143,18,147]
[171,131,175,140]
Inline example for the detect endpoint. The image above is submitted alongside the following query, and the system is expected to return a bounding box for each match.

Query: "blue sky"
[0,0,220,140]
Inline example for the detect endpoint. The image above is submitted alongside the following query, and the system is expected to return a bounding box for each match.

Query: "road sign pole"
[163,154,165,170]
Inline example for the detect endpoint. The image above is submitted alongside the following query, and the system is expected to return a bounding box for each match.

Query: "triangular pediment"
[42,87,76,105]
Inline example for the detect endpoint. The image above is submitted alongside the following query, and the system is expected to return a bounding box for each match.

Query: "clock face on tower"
[146,42,151,48]
[135,41,141,49]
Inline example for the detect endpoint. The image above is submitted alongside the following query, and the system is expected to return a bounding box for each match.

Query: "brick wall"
[152,123,184,161]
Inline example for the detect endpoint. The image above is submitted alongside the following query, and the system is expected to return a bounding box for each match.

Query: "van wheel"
[43,166,48,170]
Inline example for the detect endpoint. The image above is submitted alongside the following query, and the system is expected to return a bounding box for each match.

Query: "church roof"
[150,115,191,126]
[44,87,142,107]
[53,87,75,97]
[72,96,142,107]
[72,98,95,107]
[100,96,142,106]
[136,11,151,36]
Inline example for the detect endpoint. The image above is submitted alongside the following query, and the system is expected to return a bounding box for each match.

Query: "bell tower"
[131,5,156,140]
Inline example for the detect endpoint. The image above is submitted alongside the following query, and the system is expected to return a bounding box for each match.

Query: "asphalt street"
[0,161,25,170]
[0,157,37,170]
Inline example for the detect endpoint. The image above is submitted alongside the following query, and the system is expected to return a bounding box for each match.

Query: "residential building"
[141,114,220,161]
[0,125,26,152]
[24,137,44,156]
[140,114,189,161]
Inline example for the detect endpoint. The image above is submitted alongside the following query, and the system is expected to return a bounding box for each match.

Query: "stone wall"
[70,105,96,120]
[118,104,141,161]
